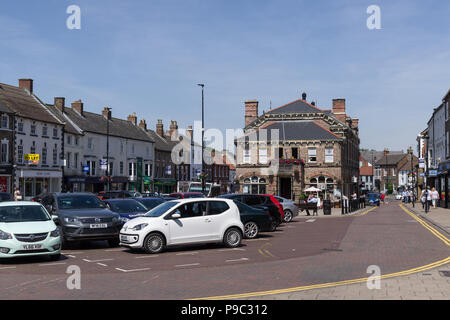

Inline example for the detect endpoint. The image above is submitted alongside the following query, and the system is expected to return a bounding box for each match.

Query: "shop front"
[153,178,177,194]
[437,161,450,208]
[17,169,62,200]
[0,165,13,193]
[64,176,86,193]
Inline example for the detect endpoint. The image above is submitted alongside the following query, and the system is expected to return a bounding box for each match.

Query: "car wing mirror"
[52,215,59,224]
[172,212,181,219]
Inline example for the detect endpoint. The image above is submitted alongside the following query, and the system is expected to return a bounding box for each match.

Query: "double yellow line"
[192,204,450,300]
[399,204,450,247]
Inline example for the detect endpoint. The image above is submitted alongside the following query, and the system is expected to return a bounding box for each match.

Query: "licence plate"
[23,244,42,250]
[90,223,108,229]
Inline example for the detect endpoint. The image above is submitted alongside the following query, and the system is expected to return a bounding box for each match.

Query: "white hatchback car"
[119,198,244,253]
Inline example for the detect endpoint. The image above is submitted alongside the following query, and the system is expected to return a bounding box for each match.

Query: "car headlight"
[50,227,60,237]
[0,230,12,240]
[0,229,12,240]
[64,217,79,223]
[112,216,121,223]
[120,217,130,223]
[131,223,148,231]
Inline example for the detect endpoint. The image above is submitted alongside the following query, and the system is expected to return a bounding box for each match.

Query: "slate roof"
[266,99,324,115]
[360,150,404,164]
[241,121,341,142]
[45,104,81,135]
[63,107,154,143]
[0,82,62,124]
[375,154,407,166]
[146,130,173,152]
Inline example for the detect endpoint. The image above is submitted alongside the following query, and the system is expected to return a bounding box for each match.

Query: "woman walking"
[13,187,22,201]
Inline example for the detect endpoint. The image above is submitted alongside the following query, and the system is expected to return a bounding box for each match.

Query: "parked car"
[39,193,122,247]
[119,198,244,254]
[133,197,166,210]
[0,193,13,202]
[103,199,149,224]
[366,193,381,206]
[274,196,299,222]
[233,200,274,239]
[168,192,205,199]
[218,194,283,230]
[0,201,61,261]
[97,190,142,200]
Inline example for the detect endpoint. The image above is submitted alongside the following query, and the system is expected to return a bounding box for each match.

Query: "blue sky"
[1,0,449,153]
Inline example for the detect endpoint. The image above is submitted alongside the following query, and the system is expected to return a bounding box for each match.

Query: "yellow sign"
[24,154,39,164]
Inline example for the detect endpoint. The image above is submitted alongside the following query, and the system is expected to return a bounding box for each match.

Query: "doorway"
[280,177,292,199]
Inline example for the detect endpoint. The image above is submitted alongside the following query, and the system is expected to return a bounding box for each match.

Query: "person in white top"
[431,187,439,209]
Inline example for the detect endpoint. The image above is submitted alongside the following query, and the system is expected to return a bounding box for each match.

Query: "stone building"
[235,93,360,201]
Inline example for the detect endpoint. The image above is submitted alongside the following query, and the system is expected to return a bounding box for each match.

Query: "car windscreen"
[58,195,104,209]
[184,194,205,198]
[0,205,50,223]
[145,201,178,217]
[108,200,148,213]
[139,199,165,210]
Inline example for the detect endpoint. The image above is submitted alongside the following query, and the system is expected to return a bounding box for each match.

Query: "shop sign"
[24,154,39,164]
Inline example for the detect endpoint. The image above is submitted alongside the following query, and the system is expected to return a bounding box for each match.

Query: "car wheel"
[283,210,293,223]
[269,220,277,232]
[108,238,120,248]
[49,253,61,261]
[143,233,165,254]
[223,228,242,248]
[243,221,259,239]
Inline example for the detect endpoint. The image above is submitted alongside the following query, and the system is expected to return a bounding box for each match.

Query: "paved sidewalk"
[297,205,373,218]
[244,262,450,300]
[403,201,450,234]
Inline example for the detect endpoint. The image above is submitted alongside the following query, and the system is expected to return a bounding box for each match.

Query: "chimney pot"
[127,113,137,126]
[139,119,147,130]
[102,107,112,120]
[156,119,164,137]
[302,92,307,100]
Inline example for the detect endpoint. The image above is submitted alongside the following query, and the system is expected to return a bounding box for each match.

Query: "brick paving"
[402,200,450,234]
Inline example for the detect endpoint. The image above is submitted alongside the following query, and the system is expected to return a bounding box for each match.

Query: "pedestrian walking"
[13,187,22,201]
[380,193,385,204]
[431,187,439,209]
[423,187,432,213]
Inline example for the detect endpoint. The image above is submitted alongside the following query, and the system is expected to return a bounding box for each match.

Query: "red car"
[168,192,205,199]
[261,194,285,221]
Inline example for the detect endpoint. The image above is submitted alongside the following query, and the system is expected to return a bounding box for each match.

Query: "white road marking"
[39,262,67,267]
[306,219,316,222]
[0,266,17,270]
[97,263,108,267]
[115,267,151,273]
[62,251,84,255]
[218,248,246,252]
[82,258,114,263]
[175,263,200,267]
[176,251,199,255]
[245,238,269,242]
[286,226,296,228]
[66,255,76,258]
[135,255,160,259]
[226,258,249,263]
[104,248,125,252]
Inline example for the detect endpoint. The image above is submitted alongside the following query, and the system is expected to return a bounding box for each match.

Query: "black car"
[233,200,273,239]
[40,192,122,247]
[0,192,13,202]
[219,194,281,231]
[133,197,166,211]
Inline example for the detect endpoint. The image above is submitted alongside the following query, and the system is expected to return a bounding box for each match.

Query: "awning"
[154,178,177,185]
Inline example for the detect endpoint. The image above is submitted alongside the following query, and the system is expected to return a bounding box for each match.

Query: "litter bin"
[323,200,331,215]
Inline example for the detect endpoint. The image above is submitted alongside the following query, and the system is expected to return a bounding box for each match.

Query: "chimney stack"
[19,79,33,94]
[186,125,193,143]
[332,99,346,122]
[156,120,164,137]
[351,118,359,135]
[311,101,316,106]
[383,148,389,156]
[302,92,307,100]
[139,119,147,130]
[169,120,178,139]
[244,100,259,127]
[102,107,112,120]
[54,97,65,113]
[127,113,137,126]
[71,100,84,115]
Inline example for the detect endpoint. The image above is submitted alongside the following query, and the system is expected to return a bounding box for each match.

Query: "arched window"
[243,176,267,194]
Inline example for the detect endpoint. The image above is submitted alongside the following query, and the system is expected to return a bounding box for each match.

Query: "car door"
[204,200,232,241]
[166,201,209,244]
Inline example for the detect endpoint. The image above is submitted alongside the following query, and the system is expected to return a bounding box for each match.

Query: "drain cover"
[439,270,450,277]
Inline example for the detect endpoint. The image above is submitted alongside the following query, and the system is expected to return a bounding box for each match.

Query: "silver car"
[274,196,299,222]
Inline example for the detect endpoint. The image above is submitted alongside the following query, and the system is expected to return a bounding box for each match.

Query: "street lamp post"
[106,107,111,192]
[197,84,205,195]
[408,146,415,207]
